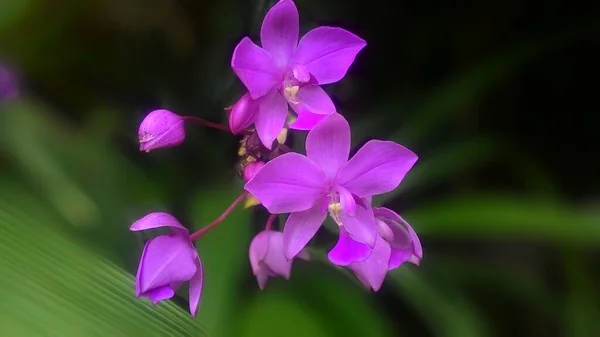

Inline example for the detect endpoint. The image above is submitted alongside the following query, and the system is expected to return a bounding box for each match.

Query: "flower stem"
[190,192,247,241]
[182,116,231,133]
[265,214,277,231]
[278,144,293,153]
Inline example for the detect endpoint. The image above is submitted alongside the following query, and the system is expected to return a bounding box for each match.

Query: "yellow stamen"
[277,128,288,144]
[284,85,300,104]
[244,195,261,208]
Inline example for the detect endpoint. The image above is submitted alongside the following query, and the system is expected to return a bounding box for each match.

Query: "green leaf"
[405,194,600,244]
[563,251,600,337]
[389,268,487,337]
[235,264,392,337]
[190,182,252,334]
[0,0,32,31]
[237,291,331,337]
[395,23,600,145]
[0,102,157,261]
[0,187,206,337]
[375,137,501,204]
[429,259,557,315]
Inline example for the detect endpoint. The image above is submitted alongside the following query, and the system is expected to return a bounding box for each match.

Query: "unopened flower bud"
[243,161,265,181]
[229,93,257,134]
[138,109,185,152]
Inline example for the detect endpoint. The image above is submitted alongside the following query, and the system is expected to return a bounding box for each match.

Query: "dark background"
[1,1,599,336]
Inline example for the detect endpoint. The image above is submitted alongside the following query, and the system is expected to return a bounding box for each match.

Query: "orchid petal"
[245,153,328,213]
[130,212,188,233]
[407,255,421,266]
[374,207,421,256]
[338,140,418,198]
[376,219,394,243]
[288,111,328,130]
[263,231,293,279]
[256,270,269,290]
[292,64,311,83]
[328,229,371,266]
[144,286,175,304]
[232,37,281,99]
[255,89,288,149]
[188,258,203,317]
[291,27,366,85]
[339,202,377,247]
[136,235,197,296]
[260,0,299,69]
[388,248,411,270]
[295,85,336,115]
[249,231,271,275]
[283,205,326,260]
[348,235,391,292]
[337,186,356,216]
[305,113,350,179]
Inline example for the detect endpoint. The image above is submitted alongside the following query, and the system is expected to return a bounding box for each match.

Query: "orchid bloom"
[231,0,366,148]
[249,229,307,289]
[130,212,203,316]
[344,207,422,291]
[245,113,417,261]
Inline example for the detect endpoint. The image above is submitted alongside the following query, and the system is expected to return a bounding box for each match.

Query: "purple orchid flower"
[346,207,422,291]
[374,207,422,267]
[249,230,307,289]
[244,113,417,262]
[130,212,203,316]
[231,0,366,148]
[138,109,185,152]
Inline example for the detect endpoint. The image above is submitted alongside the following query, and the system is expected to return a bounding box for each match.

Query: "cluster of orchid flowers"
[133,0,422,317]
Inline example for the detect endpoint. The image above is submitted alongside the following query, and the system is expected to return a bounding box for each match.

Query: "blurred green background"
[1,0,599,336]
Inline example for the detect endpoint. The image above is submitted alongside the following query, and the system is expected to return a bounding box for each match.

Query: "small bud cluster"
[131,0,421,316]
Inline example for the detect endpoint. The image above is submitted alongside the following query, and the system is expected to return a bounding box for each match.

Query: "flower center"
[283,85,300,104]
[282,64,311,106]
[326,192,343,226]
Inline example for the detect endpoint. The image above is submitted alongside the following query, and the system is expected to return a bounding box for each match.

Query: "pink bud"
[229,93,258,134]
[243,161,265,181]
[138,109,185,152]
